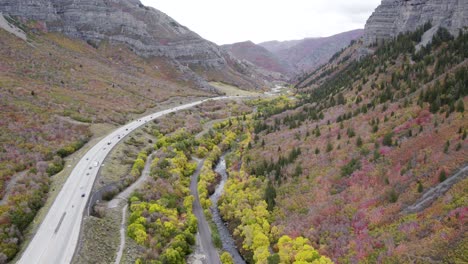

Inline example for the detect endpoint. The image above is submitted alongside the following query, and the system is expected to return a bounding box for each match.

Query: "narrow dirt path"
[112,153,154,263]
[0,170,27,205]
[108,153,155,209]
[404,165,468,214]
[190,158,221,264]
[114,204,128,264]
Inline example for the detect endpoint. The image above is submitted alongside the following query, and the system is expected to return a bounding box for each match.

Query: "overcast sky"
[140,0,381,45]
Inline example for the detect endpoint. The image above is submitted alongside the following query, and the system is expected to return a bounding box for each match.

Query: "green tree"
[456,99,465,112]
[267,254,280,264]
[439,170,447,182]
[388,189,399,203]
[417,182,424,193]
[337,93,345,105]
[264,181,277,211]
[294,164,303,177]
[444,140,450,153]
[341,158,361,177]
[326,142,333,152]
[356,136,363,147]
[383,132,394,146]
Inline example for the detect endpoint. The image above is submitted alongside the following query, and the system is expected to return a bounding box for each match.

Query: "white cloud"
[140,0,381,45]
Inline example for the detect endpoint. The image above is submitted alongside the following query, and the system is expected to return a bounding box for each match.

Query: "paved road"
[18,96,235,264]
[190,158,221,264]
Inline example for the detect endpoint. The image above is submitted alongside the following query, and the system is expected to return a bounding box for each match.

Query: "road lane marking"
[54,212,67,234]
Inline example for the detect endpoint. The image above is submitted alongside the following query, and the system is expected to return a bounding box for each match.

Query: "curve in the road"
[17,96,236,264]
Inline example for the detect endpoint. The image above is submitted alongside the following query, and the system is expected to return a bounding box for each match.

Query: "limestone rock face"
[364,0,468,45]
[0,0,268,89]
[0,0,225,66]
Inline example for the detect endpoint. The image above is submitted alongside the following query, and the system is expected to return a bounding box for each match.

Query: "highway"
[17,96,235,264]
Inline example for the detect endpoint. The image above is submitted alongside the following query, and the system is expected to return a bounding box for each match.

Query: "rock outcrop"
[0,0,264,89]
[0,0,223,64]
[364,0,468,45]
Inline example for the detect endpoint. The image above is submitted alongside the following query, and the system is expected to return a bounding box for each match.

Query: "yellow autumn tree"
[220,252,234,264]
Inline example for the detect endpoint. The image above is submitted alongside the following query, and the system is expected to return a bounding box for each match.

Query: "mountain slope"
[259,29,364,73]
[222,41,289,74]
[244,23,468,263]
[0,1,269,260]
[0,0,265,90]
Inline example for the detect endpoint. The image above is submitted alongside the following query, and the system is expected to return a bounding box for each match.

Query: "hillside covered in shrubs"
[241,26,467,263]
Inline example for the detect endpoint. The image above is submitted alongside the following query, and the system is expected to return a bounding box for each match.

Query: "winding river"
[210,155,246,264]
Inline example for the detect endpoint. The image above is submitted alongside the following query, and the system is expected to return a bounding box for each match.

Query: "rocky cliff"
[364,0,468,45]
[0,0,264,89]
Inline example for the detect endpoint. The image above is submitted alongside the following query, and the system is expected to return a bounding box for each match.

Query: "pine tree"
[417,182,424,193]
[444,140,450,153]
[439,170,447,182]
[356,136,363,147]
[326,142,333,152]
[456,99,465,112]
[383,133,393,146]
[264,181,277,211]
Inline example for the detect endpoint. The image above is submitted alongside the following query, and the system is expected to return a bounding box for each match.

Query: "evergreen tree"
[264,181,277,211]
[326,142,333,152]
[456,99,465,112]
[439,170,447,182]
[356,136,363,147]
[417,182,424,193]
[383,133,394,146]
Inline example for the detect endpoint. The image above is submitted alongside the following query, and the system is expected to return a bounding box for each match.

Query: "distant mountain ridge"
[222,41,289,75]
[259,39,303,54]
[222,30,364,77]
[259,29,364,73]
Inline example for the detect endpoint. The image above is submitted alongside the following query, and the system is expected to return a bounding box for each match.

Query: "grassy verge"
[209,82,262,97]
[94,125,156,191]
[73,204,121,264]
